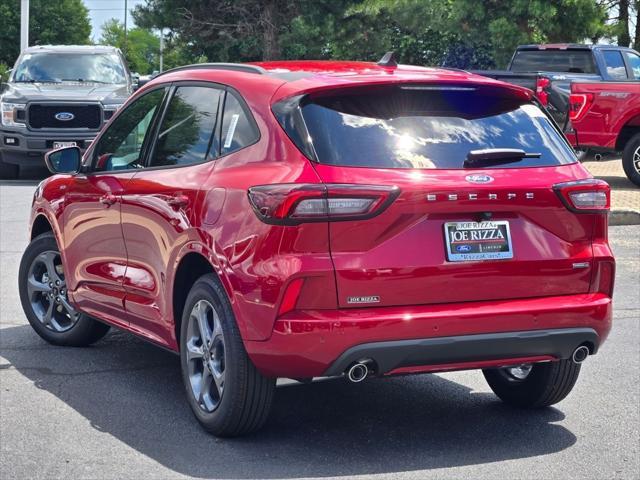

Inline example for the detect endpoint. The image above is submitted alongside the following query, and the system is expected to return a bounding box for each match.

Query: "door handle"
[166,194,189,209]
[100,194,117,206]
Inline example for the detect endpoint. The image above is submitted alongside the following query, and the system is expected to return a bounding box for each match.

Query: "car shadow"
[0,324,576,478]
[0,164,48,184]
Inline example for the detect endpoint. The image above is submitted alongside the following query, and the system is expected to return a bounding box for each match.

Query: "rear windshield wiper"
[464,148,541,168]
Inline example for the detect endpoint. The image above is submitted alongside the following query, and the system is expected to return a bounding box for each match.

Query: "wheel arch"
[31,214,54,240]
[170,243,238,351]
[28,209,72,293]
[615,115,640,151]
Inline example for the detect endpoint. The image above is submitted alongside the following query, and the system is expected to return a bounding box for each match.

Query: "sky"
[83,0,146,42]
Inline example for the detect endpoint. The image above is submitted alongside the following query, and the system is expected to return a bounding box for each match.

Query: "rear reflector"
[278,278,305,316]
[248,184,400,225]
[590,260,615,297]
[568,93,594,122]
[553,179,610,213]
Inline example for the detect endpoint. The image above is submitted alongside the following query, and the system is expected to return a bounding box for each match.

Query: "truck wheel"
[483,359,581,408]
[622,134,640,186]
[19,232,111,346]
[0,154,19,179]
[180,273,276,437]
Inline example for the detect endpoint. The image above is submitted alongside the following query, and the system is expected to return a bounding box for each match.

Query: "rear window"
[510,49,597,73]
[291,86,576,169]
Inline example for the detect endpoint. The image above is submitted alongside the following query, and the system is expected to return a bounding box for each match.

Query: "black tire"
[483,359,581,408]
[622,133,640,186]
[180,273,276,437]
[18,232,110,346]
[0,154,19,179]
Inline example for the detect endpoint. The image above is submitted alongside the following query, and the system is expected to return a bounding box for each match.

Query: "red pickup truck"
[569,81,640,186]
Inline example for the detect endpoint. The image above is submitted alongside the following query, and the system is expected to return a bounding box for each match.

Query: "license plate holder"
[52,141,77,149]
[444,221,513,262]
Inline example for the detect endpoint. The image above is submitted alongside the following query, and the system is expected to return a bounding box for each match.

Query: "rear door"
[601,50,631,80]
[296,84,597,308]
[120,83,225,345]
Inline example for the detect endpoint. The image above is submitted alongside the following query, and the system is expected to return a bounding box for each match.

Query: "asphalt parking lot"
[1,178,638,480]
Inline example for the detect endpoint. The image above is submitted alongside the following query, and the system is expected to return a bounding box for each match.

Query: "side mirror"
[0,83,8,94]
[44,146,82,174]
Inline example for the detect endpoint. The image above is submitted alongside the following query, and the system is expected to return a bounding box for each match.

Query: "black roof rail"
[154,62,267,79]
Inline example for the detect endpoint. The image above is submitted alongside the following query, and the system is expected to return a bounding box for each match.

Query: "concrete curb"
[609,210,640,226]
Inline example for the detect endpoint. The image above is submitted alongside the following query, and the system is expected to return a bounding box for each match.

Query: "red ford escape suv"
[19,57,615,437]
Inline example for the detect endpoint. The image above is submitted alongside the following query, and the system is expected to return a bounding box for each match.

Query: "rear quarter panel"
[193,76,337,341]
[571,82,640,150]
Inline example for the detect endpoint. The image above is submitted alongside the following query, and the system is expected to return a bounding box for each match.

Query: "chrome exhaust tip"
[572,345,590,364]
[594,153,603,161]
[346,362,369,383]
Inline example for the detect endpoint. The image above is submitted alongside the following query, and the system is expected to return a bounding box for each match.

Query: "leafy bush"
[0,63,10,83]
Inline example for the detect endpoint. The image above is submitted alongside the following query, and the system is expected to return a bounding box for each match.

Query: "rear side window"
[294,86,576,169]
[510,50,596,73]
[602,51,628,80]
[220,92,260,156]
[151,86,223,167]
[624,51,640,79]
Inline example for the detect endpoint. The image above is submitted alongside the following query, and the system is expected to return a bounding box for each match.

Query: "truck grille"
[28,104,102,129]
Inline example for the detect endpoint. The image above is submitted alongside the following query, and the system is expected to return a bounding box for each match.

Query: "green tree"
[284,0,494,68]
[133,0,306,61]
[596,0,640,47]
[100,19,160,74]
[99,19,194,74]
[131,0,609,68]
[0,0,91,66]
[449,0,608,67]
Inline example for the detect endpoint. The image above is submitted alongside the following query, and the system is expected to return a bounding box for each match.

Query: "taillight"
[535,77,550,106]
[553,179,610,213]
[248,184,400,225]
[568,93,594,122]
[590,260,615,297]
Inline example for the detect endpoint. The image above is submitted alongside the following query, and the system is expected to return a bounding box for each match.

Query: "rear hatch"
[274,83,605,308]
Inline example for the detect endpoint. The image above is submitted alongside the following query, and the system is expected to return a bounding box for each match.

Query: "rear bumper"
[246,293,612,378]
[323,328,598,376]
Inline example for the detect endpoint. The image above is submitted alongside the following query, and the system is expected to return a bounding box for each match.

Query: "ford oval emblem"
[456,245,472,252]
[55,112,75,121]
[465,174,494,184]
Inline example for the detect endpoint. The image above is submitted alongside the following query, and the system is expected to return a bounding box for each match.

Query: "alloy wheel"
[26,250,79,332]
[185,299,226,412]
[633,146,640,174]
